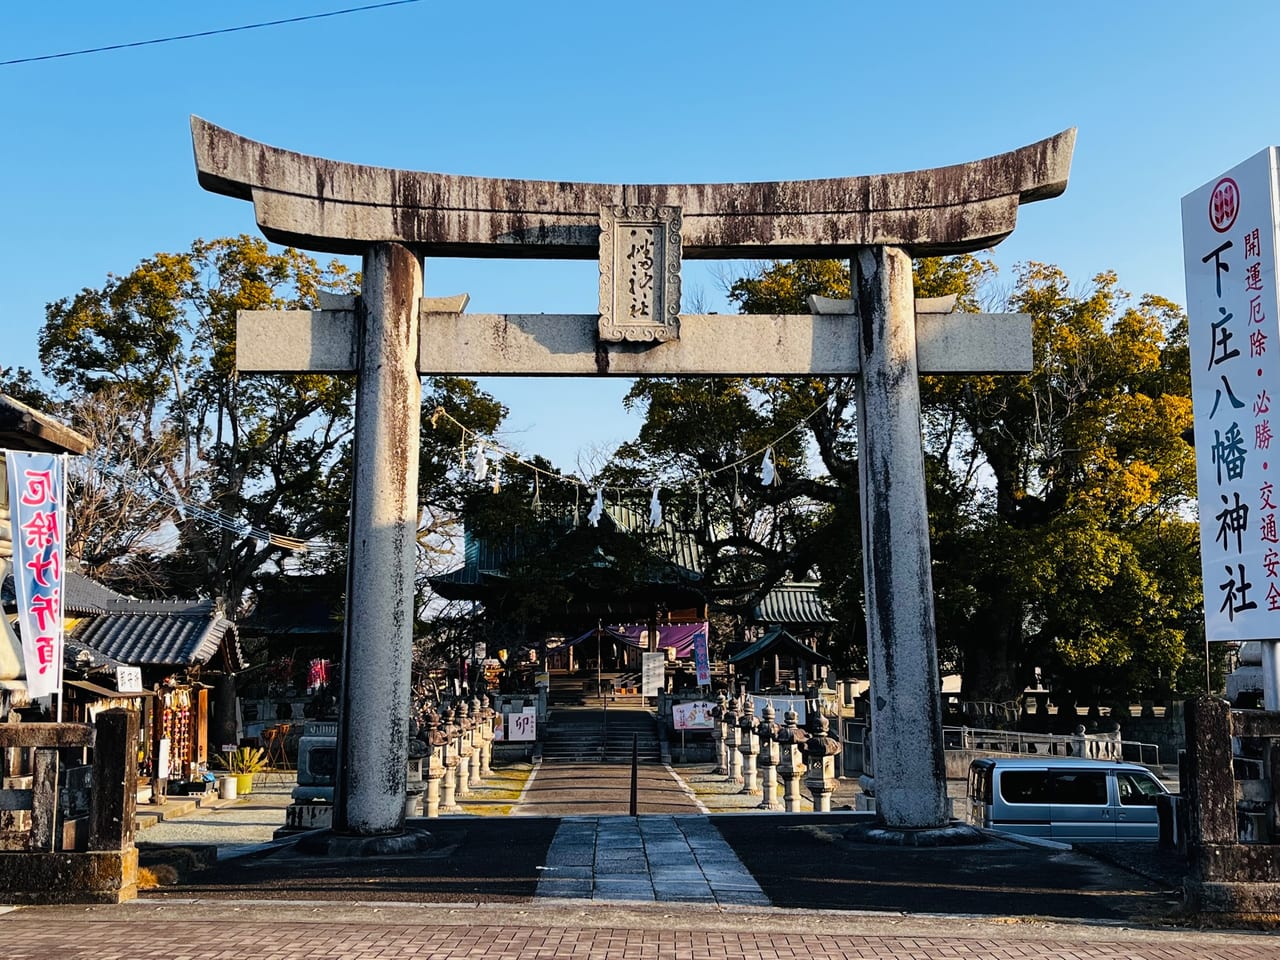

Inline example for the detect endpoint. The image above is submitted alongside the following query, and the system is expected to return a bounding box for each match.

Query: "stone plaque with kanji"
[598,204,682,342]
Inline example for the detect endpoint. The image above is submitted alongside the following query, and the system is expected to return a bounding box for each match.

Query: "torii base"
[295,827,434,858]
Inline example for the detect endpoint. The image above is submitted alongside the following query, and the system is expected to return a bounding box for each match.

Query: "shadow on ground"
[711,813,1186,924]
[145,818,559,903]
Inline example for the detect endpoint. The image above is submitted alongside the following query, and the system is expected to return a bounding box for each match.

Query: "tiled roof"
[69,610,239,669]
[5,570,242,670]
[728,626,832,666]
[62,572,134,613]
[752,582,835,625]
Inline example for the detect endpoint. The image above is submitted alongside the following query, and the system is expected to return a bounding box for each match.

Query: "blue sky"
[4,1,1280,471]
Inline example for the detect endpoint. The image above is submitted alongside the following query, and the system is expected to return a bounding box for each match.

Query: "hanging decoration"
[761,446,778,486]
[491,465,502,494]
[587,488,604,527]
[732,467,743,510]
[79,391,844,563]
[649,486,662,528]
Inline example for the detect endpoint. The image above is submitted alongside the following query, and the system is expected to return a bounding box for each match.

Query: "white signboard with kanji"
[116,666,143,694]
[504,707,537,742]
[1184,147,1280,641]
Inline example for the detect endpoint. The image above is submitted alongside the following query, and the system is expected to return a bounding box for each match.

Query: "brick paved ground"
[3,901,1277,959]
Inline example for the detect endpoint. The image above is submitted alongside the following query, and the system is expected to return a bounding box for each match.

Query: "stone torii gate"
[193,117,1074,838]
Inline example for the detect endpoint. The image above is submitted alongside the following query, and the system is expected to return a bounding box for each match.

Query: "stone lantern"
[423,708,447,818]
[454,700,474,799]
[755,703,781,810]
[439,706,458,812]
[467,696,485,789]
[722,696,743,785]
[710,692,729,775]
[738,698,760,795]
[404,713,427,817]
[803,713,842,812]
[477,695,496,778]
[776,708,807,812]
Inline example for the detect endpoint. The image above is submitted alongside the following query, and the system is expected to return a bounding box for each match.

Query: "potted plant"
[214,746,267,796]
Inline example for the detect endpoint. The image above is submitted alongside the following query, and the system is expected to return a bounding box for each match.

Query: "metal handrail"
[943,724,1161,767]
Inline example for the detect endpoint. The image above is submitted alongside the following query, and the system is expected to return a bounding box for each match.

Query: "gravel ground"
[137,781,295,855]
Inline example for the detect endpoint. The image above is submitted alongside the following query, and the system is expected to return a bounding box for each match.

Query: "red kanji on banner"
[29,591,60,632]
[19,469,54,506]
[21,510,59,549]
[25,550,60,588]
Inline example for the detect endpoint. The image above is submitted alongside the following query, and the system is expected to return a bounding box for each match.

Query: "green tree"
[638,256,1198,704]
[38,235,359,606]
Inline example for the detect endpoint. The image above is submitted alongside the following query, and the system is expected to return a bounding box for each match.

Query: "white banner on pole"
[1184,149,1280,641]
[642,651,665,697]
[5,451,66,696]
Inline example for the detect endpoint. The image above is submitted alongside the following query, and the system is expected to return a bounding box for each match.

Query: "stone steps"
[541,708,662,763]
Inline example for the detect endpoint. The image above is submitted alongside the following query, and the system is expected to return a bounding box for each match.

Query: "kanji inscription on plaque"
[598,204,682,342]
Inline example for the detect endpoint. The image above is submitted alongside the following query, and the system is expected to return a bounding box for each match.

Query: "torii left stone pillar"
[194,116,1073,836]
[331,243,421,836]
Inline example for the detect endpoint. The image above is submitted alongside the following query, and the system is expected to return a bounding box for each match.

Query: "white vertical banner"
[5,451,67,696]
[1183,148,1280,641]
[641,651,665,697]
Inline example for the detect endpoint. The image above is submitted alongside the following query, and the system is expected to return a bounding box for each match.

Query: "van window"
[1116,771,1163,806]
[1050,771,1107,805]
[999,771,1049,804]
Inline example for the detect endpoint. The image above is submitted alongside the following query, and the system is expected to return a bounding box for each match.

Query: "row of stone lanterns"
[710,690,843,812]
[406,696,498,818]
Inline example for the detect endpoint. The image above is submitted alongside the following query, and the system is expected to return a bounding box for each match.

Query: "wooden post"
[90,709,139,852]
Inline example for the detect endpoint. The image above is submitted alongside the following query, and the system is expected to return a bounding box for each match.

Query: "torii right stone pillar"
[853,246,949,829]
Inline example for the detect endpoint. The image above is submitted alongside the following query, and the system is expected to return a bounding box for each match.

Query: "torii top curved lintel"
[191,117,1074,260]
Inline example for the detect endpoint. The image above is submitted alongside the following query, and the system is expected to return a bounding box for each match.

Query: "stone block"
[0,848,137,904]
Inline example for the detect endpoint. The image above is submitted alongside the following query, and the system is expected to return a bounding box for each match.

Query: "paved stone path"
[3,901,1276,959]
[536,814,767,905]
[514,761,704,815]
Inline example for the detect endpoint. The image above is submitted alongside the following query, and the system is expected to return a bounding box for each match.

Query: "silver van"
[967,756,1169,842]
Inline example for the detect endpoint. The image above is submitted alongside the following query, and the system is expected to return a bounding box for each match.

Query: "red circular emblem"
[1210,177,1240,233]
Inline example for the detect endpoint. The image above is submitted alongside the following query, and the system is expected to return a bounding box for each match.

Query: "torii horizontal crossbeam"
[236,308,1031,377]
[192,117,1074,259]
